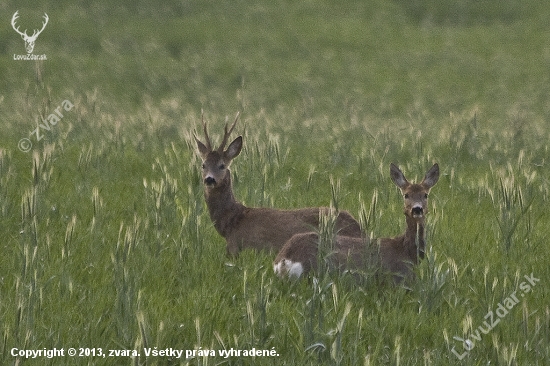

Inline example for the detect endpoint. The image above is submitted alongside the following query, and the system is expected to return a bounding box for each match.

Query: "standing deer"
[11,11,49,54]
[273,163,439,283]
[194,113,362,256]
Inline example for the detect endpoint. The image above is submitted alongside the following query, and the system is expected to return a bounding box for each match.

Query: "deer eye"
[201,164,205,169]
[424,193,428,199]
[219,164,225,170]
[404,193,409,199]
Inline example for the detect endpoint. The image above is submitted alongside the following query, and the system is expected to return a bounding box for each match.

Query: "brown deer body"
[273,163,439,283]
[195,113,362,256]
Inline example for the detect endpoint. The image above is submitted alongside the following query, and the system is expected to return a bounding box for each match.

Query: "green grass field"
[1,0,549,364]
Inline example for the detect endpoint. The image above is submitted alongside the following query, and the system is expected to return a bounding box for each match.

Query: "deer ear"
[195,136,210,158]
[225,136,243,160]
[390,163,408,189]
[422,163,440,189]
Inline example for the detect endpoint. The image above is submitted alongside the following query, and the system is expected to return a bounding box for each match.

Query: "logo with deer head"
[11,11,49,54]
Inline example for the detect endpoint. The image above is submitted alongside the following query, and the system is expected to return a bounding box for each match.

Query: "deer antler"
[218,112,240,152]
[11,11,27,38]
[11,11,48,40]
[30,13,49,39]
[11,11,49,54]
[200,110,213,151]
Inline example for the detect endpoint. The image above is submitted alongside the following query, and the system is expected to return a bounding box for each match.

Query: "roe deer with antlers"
[194,113,362,256]
[273,163,439,283]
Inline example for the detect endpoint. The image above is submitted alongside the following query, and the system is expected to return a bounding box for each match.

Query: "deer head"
[390,163,439,221]
[12,11,49,54]
[195,112,242,190]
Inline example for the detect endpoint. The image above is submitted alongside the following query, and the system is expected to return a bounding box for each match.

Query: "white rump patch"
[274,259,304,278]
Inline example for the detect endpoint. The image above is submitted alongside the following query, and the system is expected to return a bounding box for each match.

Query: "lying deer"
[194,113,362,256]
[273,163,439,283]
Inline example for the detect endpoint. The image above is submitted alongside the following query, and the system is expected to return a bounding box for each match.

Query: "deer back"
[195,114,362,256]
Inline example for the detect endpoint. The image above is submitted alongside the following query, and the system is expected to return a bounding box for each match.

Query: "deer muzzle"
[411,205,424,218]
[204,176,216,186]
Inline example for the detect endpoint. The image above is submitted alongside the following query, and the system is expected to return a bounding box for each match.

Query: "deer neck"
[403,214,425,262]
[204,172,245,237]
